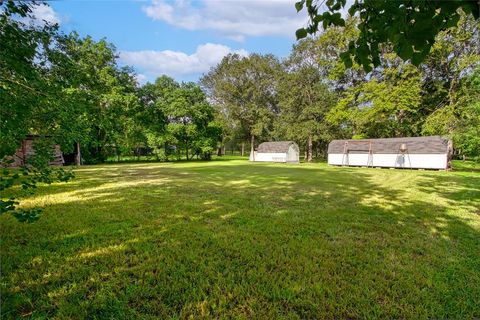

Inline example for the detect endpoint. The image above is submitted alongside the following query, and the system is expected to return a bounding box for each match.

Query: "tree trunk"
[307,135,313,162]
[75,142,81,166]
[241,142,245,156]
[217,147,222,156]
[251,135,255,161]
[186,145,189,161]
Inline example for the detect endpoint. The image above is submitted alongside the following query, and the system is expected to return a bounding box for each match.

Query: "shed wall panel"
[287,146,300,163]
[251,152,287,162]
[328,153,447,169]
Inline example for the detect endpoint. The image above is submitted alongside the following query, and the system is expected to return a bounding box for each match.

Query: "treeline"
[2,2,479,167]
[1,2,223,165]
[201,15,480,160]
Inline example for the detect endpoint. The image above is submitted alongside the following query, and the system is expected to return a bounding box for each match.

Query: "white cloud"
[13,3,62,26]
[120,43,248,80]
[142,0,308,40]
[32,4,61,25]
[20,3,62,26]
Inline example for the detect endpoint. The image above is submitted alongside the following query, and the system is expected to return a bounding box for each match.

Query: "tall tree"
[165,82,221,160]
[56,33,140,163]
[1,1,75,221]
[0,1,59,157]
[201,54,282,156]
[327,53,423,138]
[277,41,338,161]
[304,16,366,92]
[419,12,480,116]
[137,76,175,160]
[138,77,222,161]
[423,66,480,158]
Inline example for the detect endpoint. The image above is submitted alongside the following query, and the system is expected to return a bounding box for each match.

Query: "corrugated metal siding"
[4,137,64,167]
[257,141,297,153]
[328,136,449,154]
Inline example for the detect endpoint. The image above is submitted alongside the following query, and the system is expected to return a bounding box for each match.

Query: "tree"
[296,0,479,71]
[327,53,423,138]
[55,33,140,163]
[138,77,222,161]
[419,13,480,158]
[1,1,59,158]
[419,13,480,116]
[165,82,221,160]
[1,1,140,221]
[297,16,367,92]
[276,41,338,161]
[200,54,282,156]
[137,76,178,160]
[1,1,75,222]
[423,66,480,159]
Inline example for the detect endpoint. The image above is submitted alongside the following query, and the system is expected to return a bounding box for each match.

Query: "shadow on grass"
[1,162,479,318]
[452,160,480,173]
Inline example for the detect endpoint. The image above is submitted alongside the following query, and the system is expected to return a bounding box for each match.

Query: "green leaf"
[313,15,323,23]
[363,63,372,73]
[411,50,429,66]
[330,13,345,26]
[348,2,359,16]
[340,52,353,68]
[331,1,343,11]
[296,28,308,39]
[295,1,305,12]
[397,43,414,60]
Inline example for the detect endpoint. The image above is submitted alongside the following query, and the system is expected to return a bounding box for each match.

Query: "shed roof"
[328,136,450,154]
[257,141,298,153]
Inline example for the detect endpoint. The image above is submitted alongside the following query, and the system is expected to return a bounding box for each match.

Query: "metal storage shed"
[4,135,65,167]
[327,136,452,169]
[250,141,300,163]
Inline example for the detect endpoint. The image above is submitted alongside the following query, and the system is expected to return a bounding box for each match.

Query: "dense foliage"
[139,77,223,161]
[1,1,77,221]
[203,14,479,160]
[201,54,282,155]
[0,1,222,221]
[295,0,479,71]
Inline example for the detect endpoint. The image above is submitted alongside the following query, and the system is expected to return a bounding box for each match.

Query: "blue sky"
[36,0,308,84]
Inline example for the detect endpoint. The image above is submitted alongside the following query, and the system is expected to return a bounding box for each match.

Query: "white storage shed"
[327,136,452,170]
[250,141,300,163]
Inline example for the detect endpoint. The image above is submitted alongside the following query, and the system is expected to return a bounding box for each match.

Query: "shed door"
[287,145,299,162]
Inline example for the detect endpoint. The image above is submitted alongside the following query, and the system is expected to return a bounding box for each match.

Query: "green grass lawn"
[1,159,479,319]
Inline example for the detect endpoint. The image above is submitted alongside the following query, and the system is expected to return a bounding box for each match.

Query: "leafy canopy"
[200,54,282,147]
[296,0,480,71]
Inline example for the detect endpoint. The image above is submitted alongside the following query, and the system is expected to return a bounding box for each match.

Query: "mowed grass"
[1,159,479,319]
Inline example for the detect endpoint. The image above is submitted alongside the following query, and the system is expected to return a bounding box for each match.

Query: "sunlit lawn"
[1,158,479,319]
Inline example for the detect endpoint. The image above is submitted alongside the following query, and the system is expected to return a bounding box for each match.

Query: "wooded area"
[1,3,479,166]
[202,14,479,161]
